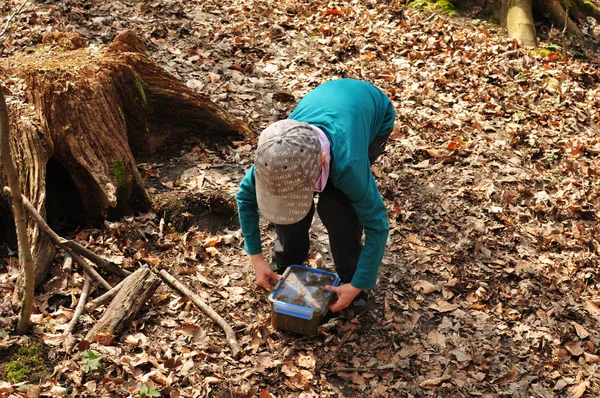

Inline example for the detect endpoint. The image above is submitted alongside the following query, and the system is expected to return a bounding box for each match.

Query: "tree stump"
[84,266,161,345]
[0,30,249,287]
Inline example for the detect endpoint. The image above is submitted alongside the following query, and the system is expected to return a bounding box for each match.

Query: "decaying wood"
[0,29,248,289]
[85,273,129,312]
[7,188,112,291]
[84,266,161,344]
[63,275,91,352]
[158,269,241,358]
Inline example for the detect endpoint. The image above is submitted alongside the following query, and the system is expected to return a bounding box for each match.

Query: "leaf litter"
[1,0,600,396]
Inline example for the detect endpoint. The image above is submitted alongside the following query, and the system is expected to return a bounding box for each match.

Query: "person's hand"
[324,283,361,312]
[251,253,281,290]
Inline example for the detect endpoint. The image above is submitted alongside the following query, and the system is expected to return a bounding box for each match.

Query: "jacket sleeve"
[378,95,396,136]
[337,158,389,289]
[235,166,262,255]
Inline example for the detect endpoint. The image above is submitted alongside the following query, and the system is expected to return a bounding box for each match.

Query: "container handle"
[273,301,314,320]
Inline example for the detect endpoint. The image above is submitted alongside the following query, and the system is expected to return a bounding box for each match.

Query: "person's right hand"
[251,253,281,290]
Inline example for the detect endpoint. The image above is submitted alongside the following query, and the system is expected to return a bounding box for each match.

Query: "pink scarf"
[311,125,330,192]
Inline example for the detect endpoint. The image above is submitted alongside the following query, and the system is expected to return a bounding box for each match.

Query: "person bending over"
[236,78,396,318]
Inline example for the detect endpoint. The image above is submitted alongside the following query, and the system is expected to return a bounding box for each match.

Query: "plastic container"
[268,265,340,336]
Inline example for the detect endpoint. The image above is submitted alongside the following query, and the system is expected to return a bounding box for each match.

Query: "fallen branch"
[85,266,161,344]
[329,365,400,374]
[63,253,73,272]
[5,188,113,291]
[0,0,30,39]
[63,275,91,352]
[11,189,129,277]
[0,283,15,290]
[63,240,130,278]
[85,273,129,312]
[158,269,241,358]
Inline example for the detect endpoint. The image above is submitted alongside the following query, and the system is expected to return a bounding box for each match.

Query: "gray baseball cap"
[255,120,321,225]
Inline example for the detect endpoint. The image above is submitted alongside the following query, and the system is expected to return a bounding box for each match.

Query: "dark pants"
[272,134,389,284]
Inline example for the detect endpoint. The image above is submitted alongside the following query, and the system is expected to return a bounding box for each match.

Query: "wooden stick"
[63,240,130,277]
[84,267,161,344]
[63,275,91,352]
[66,248,111,291]
[4,188,112,290]
[63,253,73,272]
[158,269,241,358]
[85,274,128,312]
[15,189,129,277]
[0,0,30,39]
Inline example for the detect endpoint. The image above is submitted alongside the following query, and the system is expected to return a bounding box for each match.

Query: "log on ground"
[84,266,161,345]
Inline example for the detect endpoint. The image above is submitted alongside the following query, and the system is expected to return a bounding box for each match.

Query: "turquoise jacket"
[236,79,395,289]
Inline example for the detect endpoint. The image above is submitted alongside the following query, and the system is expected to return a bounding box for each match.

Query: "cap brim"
[256,179,314,225]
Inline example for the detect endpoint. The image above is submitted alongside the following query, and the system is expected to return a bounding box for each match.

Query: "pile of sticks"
[17,192,241,358]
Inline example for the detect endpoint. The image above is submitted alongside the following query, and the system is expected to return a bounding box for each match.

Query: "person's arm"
[377,98,396,136]
[236,167,281,289]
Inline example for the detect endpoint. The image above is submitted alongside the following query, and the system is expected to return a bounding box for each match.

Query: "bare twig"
[63,253,73,272]
[6,190,129,277]
[63,240,130,277]
[158,269,241,358]
[63,275,91,352]
[329,364,400,374]
[85,273,130,312]
[4,188,113,291]
[562,4,569,60]
[0,0,30,39]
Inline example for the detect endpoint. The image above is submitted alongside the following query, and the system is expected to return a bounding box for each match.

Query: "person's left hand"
[324,283,361,312]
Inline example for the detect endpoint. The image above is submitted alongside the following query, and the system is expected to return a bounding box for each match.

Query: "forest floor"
[2,0,600,397]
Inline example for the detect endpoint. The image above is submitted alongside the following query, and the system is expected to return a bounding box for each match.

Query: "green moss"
[408,0,456,14]
[112,159,127,189]
[133,72,147,105]
[1,344,47,384]
[531,48,554,57]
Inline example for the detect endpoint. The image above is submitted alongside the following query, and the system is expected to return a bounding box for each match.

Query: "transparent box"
[268,265,340,336]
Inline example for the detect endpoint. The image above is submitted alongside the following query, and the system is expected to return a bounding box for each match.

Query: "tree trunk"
[546,0,583,37]
[84,266,161,345]
[470,0,600,45]
[0,30,249,288]
[505,0,538,47]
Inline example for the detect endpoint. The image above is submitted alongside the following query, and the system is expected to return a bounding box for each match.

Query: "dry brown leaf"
[584,300,600,315]
[429,300,458,313]
[584,352,600,364]
[285,370,311,391]
[419,375,450,389]
[259,389,274,398]
[450,347,472,363]
[441,286,454,300]
[351,372,365,385]
[572,322,590,339]
[569,380,589,398]
[296,353,316,370]
[564,341,585,356]
[399,344,420,358]
[202,236,222,248]
[412,280,439,294]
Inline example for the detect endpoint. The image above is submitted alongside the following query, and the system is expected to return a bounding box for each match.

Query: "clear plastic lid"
[271,265,338,311]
